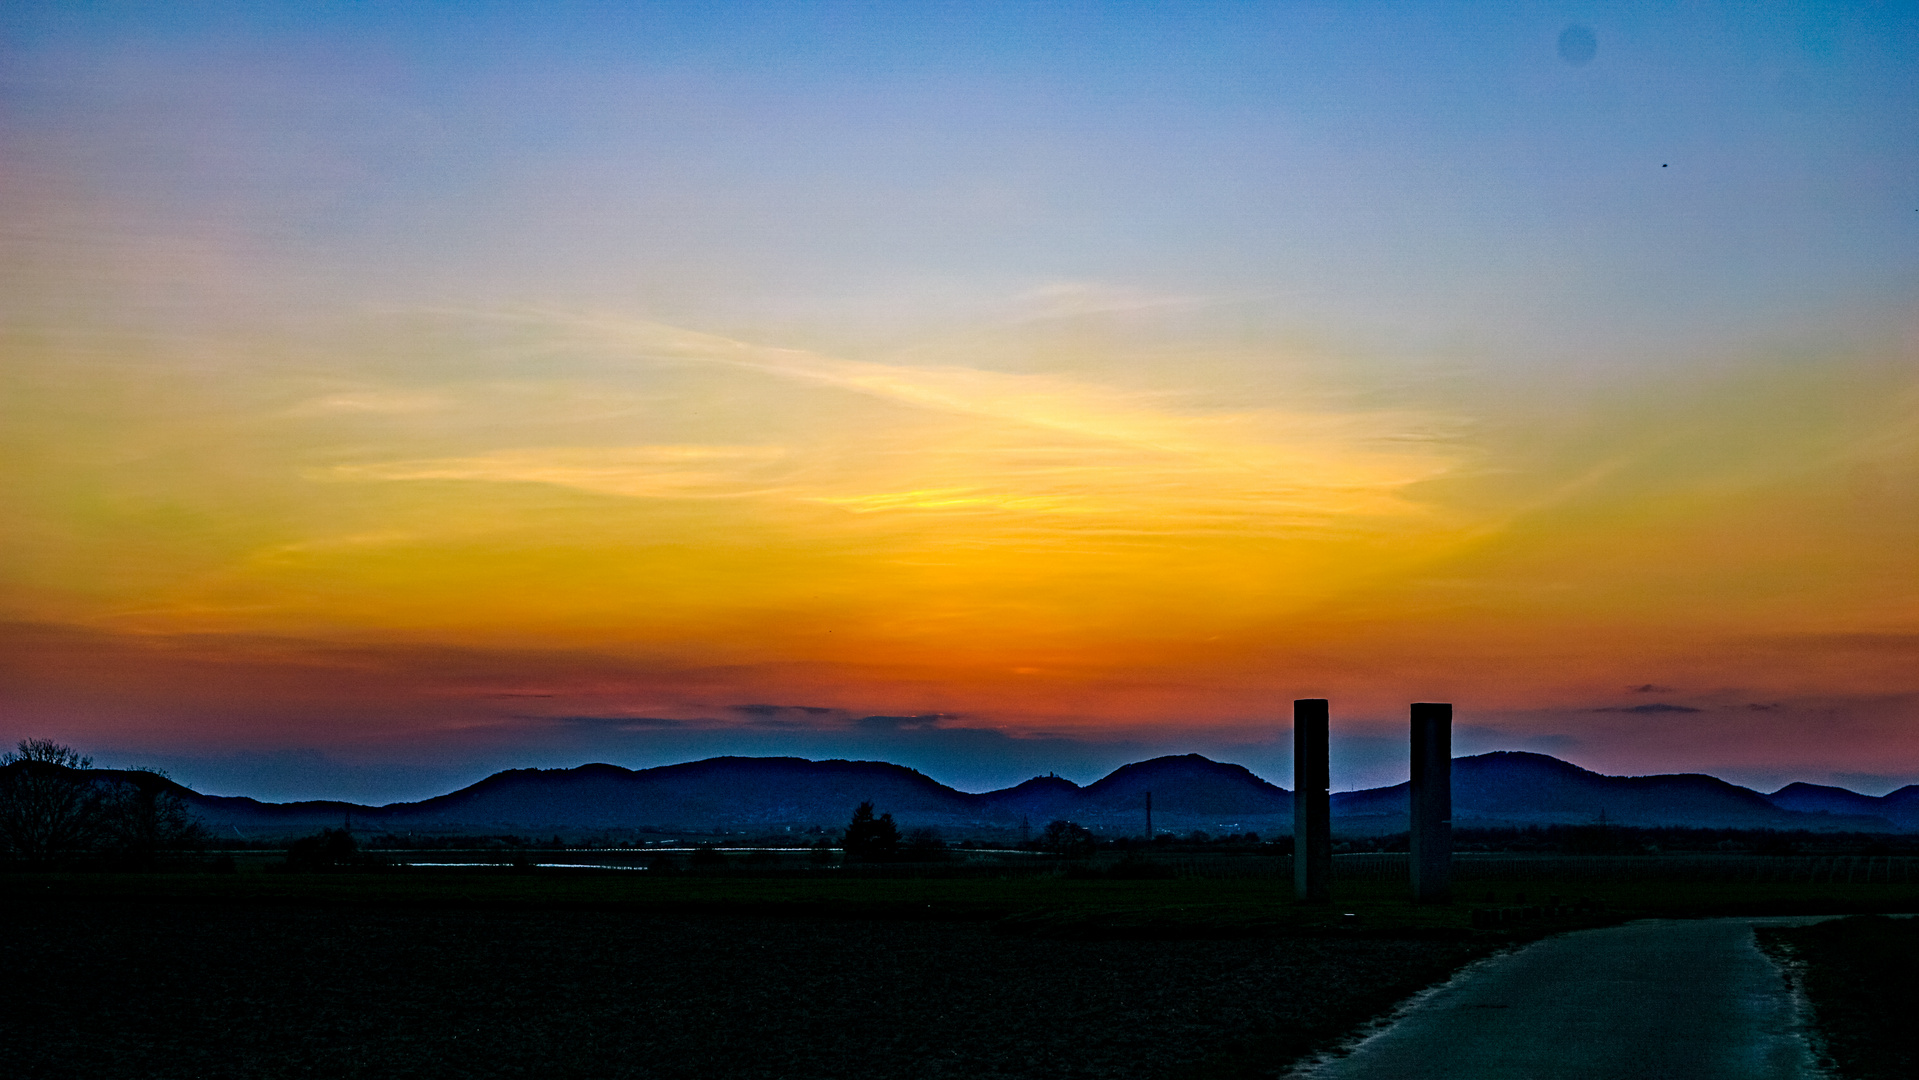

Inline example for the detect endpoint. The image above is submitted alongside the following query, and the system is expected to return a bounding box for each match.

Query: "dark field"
[1,894,1482,1080]
[1759,916,1919,1080]
[9,866,1919,1080]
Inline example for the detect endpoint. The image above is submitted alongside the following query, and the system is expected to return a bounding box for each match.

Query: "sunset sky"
[4,2,1916,802]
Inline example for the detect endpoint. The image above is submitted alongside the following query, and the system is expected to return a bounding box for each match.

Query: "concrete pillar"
[1410,702,1452,904]
[1294,698,1331,903]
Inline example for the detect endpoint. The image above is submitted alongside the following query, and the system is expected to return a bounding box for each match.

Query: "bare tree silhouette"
[0,740,103,865]
[0,740,205,867]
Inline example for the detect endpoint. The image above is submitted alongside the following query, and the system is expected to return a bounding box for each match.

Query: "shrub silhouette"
[689,844,728,869]
[842,801,901,862]
[904,827,949,861]
[1042,820,1096,858]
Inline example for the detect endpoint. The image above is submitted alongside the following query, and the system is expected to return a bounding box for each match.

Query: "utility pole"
[1294,698,1331,903]
[1410,702,1453,904]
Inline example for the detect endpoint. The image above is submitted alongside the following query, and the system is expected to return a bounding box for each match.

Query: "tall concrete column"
[1294,698,1331,903]
[1410,702,1452,904]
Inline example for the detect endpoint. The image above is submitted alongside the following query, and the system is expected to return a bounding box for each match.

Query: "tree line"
[840,803,1112,860]
[0,739,205,868]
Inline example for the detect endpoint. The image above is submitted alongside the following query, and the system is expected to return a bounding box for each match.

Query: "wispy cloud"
[315,445,789,500]
[293,312,1468,551]
[582,314,1432,461]
[857,714,952,731]
[499,313,1470,531]
[731,704,845,719]
[289,391,451,416]
[545,715,687,730]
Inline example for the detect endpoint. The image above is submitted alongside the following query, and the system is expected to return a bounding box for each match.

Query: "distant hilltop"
[132,751,1919,839]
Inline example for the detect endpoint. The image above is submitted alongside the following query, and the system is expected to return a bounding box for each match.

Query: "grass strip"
[1757,915,1919,1080]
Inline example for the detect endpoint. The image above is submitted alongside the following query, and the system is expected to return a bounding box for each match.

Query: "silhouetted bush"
[1041,820,1096,858]
[689,844,728,869]
[843,802,901,862]
[904,827,949,861]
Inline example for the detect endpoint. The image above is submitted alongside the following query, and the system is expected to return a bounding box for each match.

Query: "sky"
[2,2,1916,803]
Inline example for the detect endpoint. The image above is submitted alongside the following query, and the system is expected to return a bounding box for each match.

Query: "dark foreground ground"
[1758,916,1919,1080]
[9,867,1917,1080]
[1,897,1482,1080]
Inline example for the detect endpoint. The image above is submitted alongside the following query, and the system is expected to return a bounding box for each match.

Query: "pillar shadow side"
[1295,698,1331,903]
[1410,701,1452,904]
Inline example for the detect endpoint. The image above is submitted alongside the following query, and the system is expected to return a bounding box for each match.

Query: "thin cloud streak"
[414,311,1475,533]
[317,445,792,500]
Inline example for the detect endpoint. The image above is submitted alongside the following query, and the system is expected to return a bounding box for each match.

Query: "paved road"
[1293,918,1827,1080]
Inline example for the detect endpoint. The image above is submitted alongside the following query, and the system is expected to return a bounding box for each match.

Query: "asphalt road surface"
[1294,918,1828,1080]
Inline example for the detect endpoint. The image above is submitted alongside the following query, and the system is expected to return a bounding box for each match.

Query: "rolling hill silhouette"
[159,750,1908,838]
[1330,751,1893,833]
[1765,781,1919,830]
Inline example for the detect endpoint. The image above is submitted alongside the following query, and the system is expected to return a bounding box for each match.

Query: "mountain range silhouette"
[148,751,1917,837]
